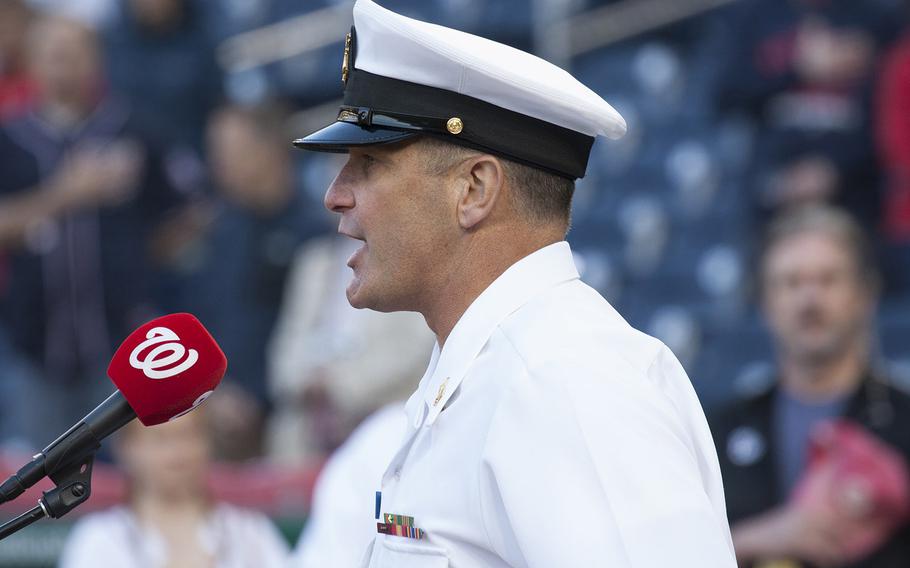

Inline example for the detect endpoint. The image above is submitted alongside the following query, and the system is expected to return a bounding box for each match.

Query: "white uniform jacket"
[364,242,736,568]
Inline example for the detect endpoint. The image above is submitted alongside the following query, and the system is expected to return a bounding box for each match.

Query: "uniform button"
[394,468,402,480]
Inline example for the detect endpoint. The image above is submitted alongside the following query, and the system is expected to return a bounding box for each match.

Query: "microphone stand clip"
[0,454,95,540]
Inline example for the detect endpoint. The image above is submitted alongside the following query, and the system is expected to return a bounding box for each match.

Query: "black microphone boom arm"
[0,391,136,504]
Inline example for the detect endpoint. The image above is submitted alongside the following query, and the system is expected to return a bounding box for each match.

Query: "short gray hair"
[761,204,879,290]
[417,137,575,228]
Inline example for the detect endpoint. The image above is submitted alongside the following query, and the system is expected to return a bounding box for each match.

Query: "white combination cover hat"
[294,0,626,179]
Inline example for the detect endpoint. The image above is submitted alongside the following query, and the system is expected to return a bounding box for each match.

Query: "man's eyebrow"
[352,147,391,159]
[368,149,402,165]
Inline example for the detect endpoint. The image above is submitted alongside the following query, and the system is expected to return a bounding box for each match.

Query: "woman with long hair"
[58,407,289,568]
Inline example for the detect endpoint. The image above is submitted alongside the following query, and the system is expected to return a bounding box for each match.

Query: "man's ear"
[455,155,505,230]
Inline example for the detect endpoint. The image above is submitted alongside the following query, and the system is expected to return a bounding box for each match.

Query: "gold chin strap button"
[446,117,464,135]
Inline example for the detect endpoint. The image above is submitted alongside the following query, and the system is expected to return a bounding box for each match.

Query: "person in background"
[266,234,434,464]
[99,0,220,312]
[180,103,327,460]
[103,0,221,154]
[58,406,290,568]
[0,0,36,120]
[715,0,901,227]
[0,9,141,249]
[710,205,910,567]
[0,13,182,450]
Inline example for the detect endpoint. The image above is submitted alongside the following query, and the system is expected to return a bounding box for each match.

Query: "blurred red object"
[878,35,910,242]
[0,74,36,120]
[0,453,322,518]
[792,419,910,562]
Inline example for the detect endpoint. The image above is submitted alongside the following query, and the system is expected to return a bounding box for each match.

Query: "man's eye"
[361,154,377,172]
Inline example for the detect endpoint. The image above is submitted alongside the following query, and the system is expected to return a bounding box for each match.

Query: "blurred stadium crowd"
[1,0,910,565]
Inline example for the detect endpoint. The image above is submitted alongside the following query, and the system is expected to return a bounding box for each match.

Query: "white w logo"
[129,327,199,380]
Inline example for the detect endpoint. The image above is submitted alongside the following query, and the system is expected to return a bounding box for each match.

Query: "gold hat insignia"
[446,117,464,135]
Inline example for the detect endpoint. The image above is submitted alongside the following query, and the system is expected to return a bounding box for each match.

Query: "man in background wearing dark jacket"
[710,205,910,568]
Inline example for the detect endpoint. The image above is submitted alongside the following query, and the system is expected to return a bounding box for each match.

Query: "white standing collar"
[409,241,579,426]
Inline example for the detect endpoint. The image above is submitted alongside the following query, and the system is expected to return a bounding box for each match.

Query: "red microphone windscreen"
[108,313,227,426]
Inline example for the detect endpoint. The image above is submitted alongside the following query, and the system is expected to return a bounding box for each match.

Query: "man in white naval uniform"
[291,1,736,566]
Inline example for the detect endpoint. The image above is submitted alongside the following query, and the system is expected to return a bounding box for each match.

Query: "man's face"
[128,0,183,31]
[762,231,873,365]
[323,140,458,312]
[207,110,281,209]
[27,18,99,106]
[118,410,210,499]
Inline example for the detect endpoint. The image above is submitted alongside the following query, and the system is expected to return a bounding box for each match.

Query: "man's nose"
[324,172,354,213]
[793,278,827,304]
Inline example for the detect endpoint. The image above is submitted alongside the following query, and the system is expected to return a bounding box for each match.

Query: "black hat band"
[342,69,595,179]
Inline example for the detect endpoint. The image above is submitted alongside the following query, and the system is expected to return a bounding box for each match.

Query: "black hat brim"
[292,120,417,153]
